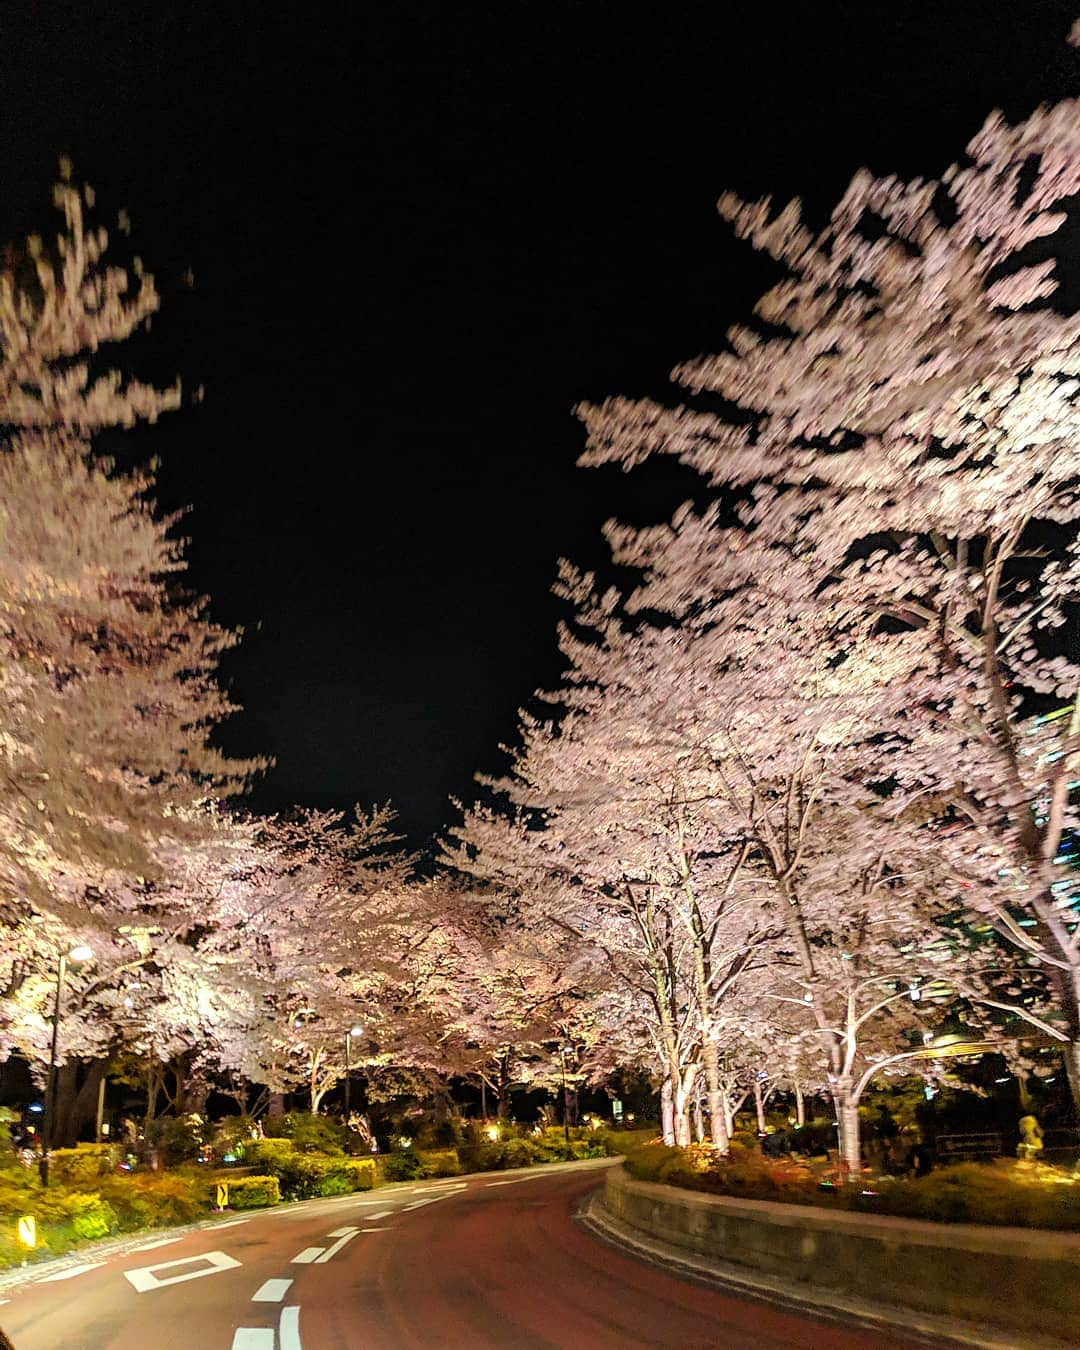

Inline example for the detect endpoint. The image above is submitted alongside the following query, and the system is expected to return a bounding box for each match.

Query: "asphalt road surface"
[0,1160,923,1349]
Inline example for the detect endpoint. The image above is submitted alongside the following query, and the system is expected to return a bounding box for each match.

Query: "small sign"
[17,1215,36,1248]
[215,1182,229,1210]
[612,1098,623,1119]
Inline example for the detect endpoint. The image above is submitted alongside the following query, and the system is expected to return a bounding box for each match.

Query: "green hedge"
[49,1144,117,1188]
[622,1142,1080,1231]
[225,1175,280,1208]
[243,1142,374,1199]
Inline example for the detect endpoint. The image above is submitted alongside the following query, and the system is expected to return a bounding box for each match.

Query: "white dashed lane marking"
[252,1277,293,1302]
[130,1236,182,1252]
[291,1246,324,1264]
[231,1330,274,1349]
[280,1305,302,1350]
[315,1231,359,1263]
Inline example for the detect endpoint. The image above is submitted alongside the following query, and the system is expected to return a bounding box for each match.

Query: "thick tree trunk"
[267,1091,286,1118]
[53,1059,108,1147]
[1062,1040,1080,1115]
[692,1093,704,1142]
[700,1037,730,1154]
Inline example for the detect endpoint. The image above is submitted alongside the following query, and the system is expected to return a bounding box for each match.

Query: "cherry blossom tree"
[575,90,1080,1109]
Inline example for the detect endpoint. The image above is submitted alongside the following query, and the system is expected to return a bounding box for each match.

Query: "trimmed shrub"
[245,1138,297,1173]
[64,1193,117,1240]
[266,1151,375,1199]
[415,1148,462,1178]
[100,1171,208,1230]
[226,1175,280,1208]
[263,1113,345,1154]
[381,1151,424,1182]
[49,1144,117,1188]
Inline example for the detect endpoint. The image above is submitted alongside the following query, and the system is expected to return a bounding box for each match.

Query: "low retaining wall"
[601,1165,1080,1340]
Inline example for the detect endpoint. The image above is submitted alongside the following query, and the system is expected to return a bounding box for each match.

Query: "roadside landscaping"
[621,1137,1080,1230]
[0,1115,632,1270]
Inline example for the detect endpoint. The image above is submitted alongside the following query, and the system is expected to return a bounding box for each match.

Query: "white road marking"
[215,1218,249,1229]
[327,1225,359,1237]
[36,1262,107,1282]
[291,1246,325,1264]
[124,1250,241,1293]
[315,1230,359,1263]
[231,1330,274,1350]
[280,1305,302,1350]
[130,1236,182,1252]
[252,1277,294,1302]
[361,1226,392,1232]
[403,1193,458,1209]
[365,1209,394,1221]
[486,1174,546,1187]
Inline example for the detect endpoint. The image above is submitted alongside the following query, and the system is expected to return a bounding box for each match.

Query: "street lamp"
[41,945,94,1186]
[344,1025,363,1124]
[559,1044,573,1152]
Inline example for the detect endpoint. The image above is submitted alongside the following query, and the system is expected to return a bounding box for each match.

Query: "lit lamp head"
[349,1025,363,1037]
[68,945,94,964]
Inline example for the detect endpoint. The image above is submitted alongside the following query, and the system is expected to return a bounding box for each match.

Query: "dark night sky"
[1,2,1077,853]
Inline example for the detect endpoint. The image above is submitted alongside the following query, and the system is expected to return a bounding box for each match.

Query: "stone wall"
[601,1165,1080,1340]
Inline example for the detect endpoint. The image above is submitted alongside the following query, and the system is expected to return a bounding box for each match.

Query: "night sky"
[2,2,1077,853]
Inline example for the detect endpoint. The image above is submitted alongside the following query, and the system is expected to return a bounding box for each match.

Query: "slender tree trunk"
[700,1037,730,1154]
[672,1066,694,1146]
[661,1077,675,1146]
[753,1075,767,1133]
[795,1081,805,1129]
[833,1082,861,1177]
[692,1093,704,1143]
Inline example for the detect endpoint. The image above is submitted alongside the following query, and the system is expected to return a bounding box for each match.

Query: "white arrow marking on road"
[280,1306,302,1350]
[231,1330,274,1350]
[252,1277,293,1302]
[291,1246,325,1264]
[37,1262,107,1282]
[124,1250,241,1292]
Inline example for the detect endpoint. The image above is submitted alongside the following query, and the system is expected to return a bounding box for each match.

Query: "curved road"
[1,1161,922,1349]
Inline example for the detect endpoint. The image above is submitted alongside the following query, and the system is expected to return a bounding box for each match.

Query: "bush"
[415,1148,462,1178]
[245,1138,298,1173]
[266,1152,375,1199]
[64,1193,117,1239]
[381,1151,424,1182]
[263,1113,345,1154]
[225,1175,280,1208]
[100,1171,208,1229]
[144,1115,206,1166]
[49,1144,117,1188]
[210,1116,260,1162]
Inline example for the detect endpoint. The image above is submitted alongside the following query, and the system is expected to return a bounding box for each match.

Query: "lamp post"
[560,1044,572,1152]
[41,945,93,1187]
[344,1025,363,1124]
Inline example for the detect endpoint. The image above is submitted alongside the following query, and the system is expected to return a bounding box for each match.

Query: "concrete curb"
[576,1189,1069,1350]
